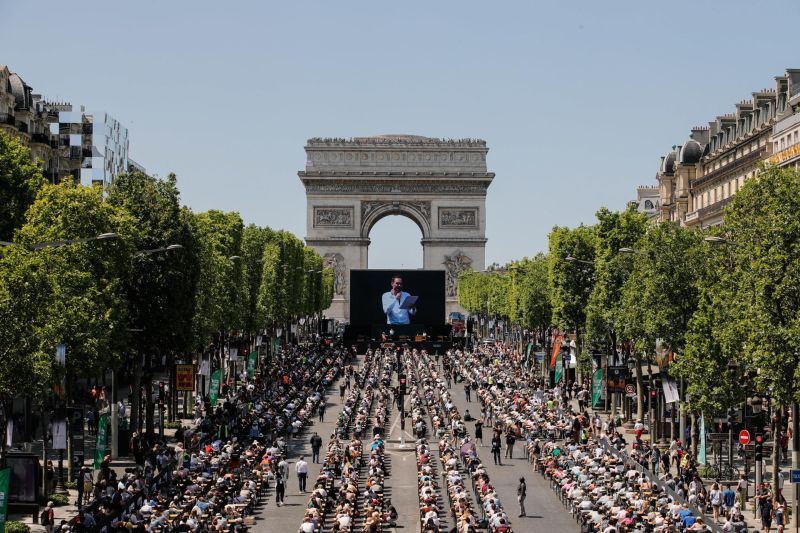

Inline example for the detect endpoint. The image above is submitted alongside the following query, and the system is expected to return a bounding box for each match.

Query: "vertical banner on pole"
[698,413,707,465]
[0,467,8,533]
[591,368,603,408]
[94,414,108,469]
[554,354,564,384]
[209,369,222,405]
[247,351,258,375]
[549,335,563,369]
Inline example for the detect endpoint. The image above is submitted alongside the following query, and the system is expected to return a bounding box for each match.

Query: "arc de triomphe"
[299,135,494,322]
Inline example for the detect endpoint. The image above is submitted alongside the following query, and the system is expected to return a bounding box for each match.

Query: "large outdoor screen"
[350,270,446,326]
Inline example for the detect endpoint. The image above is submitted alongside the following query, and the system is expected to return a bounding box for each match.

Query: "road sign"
[625,384,636,397]
[791,469,800,484]
[175,364,195,391]
[739,430,751,446]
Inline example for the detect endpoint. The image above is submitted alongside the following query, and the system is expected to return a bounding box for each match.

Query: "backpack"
[41,508,52,526]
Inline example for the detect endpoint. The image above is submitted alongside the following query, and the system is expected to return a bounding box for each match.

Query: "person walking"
[318,401,326,422]
[310,432,323,463]
[474,421,483,447]
[517,477,527,517]
[41,502,54,533]
[295,456,309,492]
[505,428,516,460]
[491,431,502,465]
[650,446,660,475]
[276,456,288,506]
[464,383,471,402]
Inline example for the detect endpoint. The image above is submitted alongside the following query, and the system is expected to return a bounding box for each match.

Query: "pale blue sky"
[2,1,798,268]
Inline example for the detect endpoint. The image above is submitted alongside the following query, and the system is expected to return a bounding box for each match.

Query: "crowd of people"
[55,345,351,533]
[297,348,398,533]
[55,333,789,533]
[408,348,515,533]
[441,344,757,532]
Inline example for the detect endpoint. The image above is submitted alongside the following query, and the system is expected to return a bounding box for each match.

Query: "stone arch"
[299,135,494,322]
[360,201,432,241]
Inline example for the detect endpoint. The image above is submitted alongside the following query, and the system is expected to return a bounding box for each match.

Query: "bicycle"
[699,463,720,479]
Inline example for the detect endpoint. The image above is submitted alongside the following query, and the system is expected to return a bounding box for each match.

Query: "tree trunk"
[634,352,645,422]
[691,412,699,458]
[130,359,141,435]
[145,377,154,442]
[773,405,783,491]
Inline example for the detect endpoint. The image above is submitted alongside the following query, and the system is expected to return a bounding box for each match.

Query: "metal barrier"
[596,437,722,533]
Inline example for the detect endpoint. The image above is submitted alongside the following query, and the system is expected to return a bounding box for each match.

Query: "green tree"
[509,253,552,350]
[618,221,703,423]
[106,172,200,436]
[548,225,596,379]
[672,229,742,417]
[0,181,134,459]
[0,131,46,241]
[714,164,800,487]
[241,224,275,334]
[585,206,648,357]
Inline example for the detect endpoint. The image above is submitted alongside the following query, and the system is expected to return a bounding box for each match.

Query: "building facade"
[768,78,800,169]
[0,64,132,188]
[630,185,660,220]
[654,69,800,228]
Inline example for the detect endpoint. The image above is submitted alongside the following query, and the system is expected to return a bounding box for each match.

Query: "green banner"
[698,412,707,465]
[247,351,258,375]
[526,342,533,356]
[554,354,564,384]
[0,468,9,533]
[210,368,222,405]
[591,368,603,408]
[94,413,108,469]
[273,337,281,353]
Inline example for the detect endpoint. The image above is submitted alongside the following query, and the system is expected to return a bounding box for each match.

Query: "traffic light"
[755,435,763,461]
[398,374,407,395]
[726,408,735,426]
[159,381,165,402]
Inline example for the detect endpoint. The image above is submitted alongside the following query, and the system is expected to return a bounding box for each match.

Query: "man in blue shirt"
[382,275,416,325]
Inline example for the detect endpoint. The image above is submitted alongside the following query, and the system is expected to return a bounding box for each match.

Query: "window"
[644,200,654,209]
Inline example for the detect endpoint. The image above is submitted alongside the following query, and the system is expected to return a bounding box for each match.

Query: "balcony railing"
[696,196,733,219]
[691,149,766,189]
[31,133,51,145]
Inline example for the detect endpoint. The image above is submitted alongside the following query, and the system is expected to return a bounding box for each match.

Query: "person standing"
[295,456,309,493]
[464,384,471,402]
[517,477,527,517]
[474,421,483,447]
[505,429,516,460]
[310,432,322,463]
[737,474,749,512]
[491,431,502,465]
[82,467,93,506]
[318,401,326,422]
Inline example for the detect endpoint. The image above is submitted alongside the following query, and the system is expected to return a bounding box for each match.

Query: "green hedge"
[6,521,31,533]
[47,493,70,506]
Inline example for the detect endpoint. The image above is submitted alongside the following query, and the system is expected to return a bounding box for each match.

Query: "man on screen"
[382,275,416,325]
